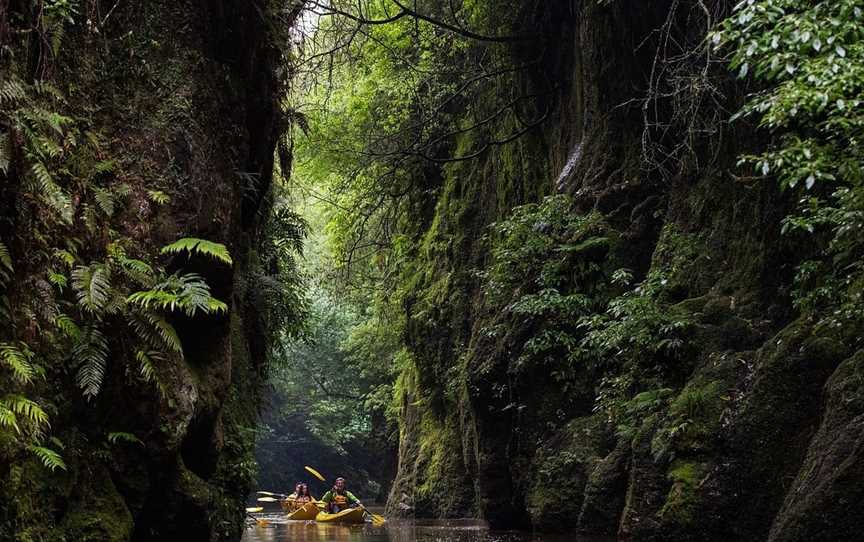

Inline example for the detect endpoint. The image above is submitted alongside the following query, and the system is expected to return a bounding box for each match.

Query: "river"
[241,510,613,542]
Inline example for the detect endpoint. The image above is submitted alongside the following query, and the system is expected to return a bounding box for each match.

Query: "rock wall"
[386,1,864,541]
[0,1,298,539]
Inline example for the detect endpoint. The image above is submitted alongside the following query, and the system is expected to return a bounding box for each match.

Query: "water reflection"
[241,514,611,542]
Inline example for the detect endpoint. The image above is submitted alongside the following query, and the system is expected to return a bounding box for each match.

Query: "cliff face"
[0,1,298,540]
[386,1,863,540]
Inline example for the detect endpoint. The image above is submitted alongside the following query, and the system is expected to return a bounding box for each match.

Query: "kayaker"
[284,483,305,511]
[320,477,361,513]
[296,483,315,504]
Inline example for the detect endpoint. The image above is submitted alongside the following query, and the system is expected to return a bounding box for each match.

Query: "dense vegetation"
[1,0,862,540]
[266,0,864,539]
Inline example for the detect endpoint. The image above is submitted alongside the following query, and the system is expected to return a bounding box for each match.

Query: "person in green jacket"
[320,477,361,513]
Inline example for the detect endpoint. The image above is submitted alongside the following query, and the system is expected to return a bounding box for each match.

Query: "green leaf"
[160,238,233,265]
[28,445,66,472]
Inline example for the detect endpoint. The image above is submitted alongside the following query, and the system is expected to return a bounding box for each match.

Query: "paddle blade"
[245,507,264,513]
[257,491,285,497]
[257,497,279,502]
[370,513,386,526]
[304,465,326,482]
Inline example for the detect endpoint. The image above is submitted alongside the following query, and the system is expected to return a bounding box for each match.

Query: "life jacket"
[332,491,348,505]
[296,495,312,504]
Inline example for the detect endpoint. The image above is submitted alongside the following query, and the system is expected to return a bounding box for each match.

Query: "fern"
[0,78,27,104]
[146,189,170,205]
[127,273,228,316]
[0,342,36,384]
[0,132,10,174]
[0,403,18,433]
[55,314,81,340]
[106,431,143,445]
[73,327,110,399]
[55,249,76,268]
[160,238,233,265]
[129,311,183,355]
[92,186,115,216]
[0,242,12,284]
[28,445,66,471]
[71,264,112,314]
[47,269,67,290]
[1,395,49,429]
[135,350,168,397]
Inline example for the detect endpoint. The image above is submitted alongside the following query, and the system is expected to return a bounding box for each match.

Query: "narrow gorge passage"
[1,1,863,541]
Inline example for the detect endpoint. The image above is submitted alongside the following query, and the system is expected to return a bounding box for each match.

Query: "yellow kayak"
[287,501,320,521]
[315,507,366,524]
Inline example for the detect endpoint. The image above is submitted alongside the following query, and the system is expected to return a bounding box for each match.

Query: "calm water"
[241,510,612,542]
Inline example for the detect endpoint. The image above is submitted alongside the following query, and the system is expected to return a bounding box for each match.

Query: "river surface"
[241,510,612,542]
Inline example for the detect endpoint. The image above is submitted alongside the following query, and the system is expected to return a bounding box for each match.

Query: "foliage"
[160,237,233,265]
[478,195,613,378]
[719,0,864,332]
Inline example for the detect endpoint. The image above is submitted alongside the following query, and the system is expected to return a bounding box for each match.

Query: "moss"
[60,467,133,542]
[659,460,706,526]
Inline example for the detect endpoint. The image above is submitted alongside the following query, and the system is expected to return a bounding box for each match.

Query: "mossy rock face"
[767,351,864,542]
[61,470,133,542]
[526,415,610,530]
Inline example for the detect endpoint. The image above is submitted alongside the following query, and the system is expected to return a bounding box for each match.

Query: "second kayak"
[287,501,320,521]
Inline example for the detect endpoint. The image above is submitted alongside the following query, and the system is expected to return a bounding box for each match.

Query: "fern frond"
[135,350,156,382]
[54,249,76,268]
[0,403,19,433]
[0,132,11,174]
[1,395,49,428]
[0,343,35,384]
[160,238,233,265]
[71,264,112,314]
[0,241,12,273]
[28,445,66,471]
[73,327,110,399]
[92,187,115,216]
[127,273,227,317]
[129,311,183,355]
[47,269,67,290]
[0,78,27,104]
[146,190,170,205]
[55,314,81,340]
[113,182,131,197]
[106,431,143,445]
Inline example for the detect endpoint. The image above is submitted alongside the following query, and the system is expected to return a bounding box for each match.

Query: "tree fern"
[71,264,112,314]
[73,327,110,399]
[160,238,233,265]
[28,445,66,471]
[0,343,36,384]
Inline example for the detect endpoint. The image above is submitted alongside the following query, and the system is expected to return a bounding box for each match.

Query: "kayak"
[315,507,366,524]
[287,501,320,521]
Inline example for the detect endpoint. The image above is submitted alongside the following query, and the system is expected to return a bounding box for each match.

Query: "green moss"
[60,469,133,542]
[660,460,706,526]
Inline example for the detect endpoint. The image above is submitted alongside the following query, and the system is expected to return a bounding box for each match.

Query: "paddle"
[257,497,280,503]
[304,465,386,526]
[257,491,289,498]
[245,507,269,526]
